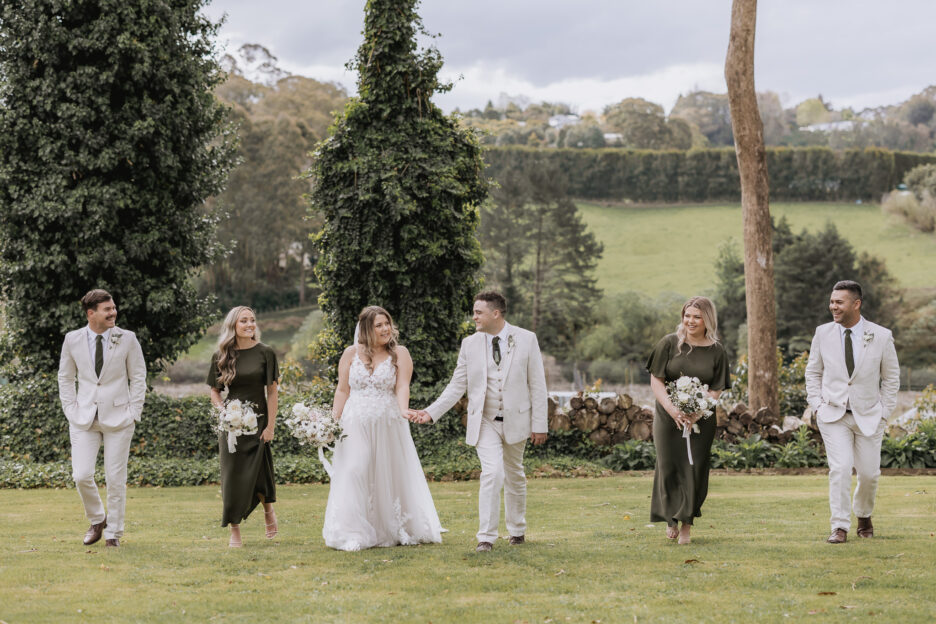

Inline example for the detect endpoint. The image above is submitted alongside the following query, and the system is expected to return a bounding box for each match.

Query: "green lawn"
[3,474,935,622]
[578,202,936,299]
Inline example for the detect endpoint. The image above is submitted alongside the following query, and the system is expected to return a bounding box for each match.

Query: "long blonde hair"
[215,306,261,387]
[675,296,719,354]
[357,306,399,372]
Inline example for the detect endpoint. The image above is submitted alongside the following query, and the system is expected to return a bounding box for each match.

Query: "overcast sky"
[203,0,935,114]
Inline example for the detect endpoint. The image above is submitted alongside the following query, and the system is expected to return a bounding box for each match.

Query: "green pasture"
[578,202,936,299]
[3,474,935,622]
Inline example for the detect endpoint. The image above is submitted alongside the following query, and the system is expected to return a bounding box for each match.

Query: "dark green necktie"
[492,336,501,366]
[844,328,854,377]
[95,334,104,377]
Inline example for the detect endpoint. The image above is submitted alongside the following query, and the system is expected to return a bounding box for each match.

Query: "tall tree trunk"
[724,0,780,416]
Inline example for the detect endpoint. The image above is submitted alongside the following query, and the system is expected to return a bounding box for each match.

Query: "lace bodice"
[349,352,397,399]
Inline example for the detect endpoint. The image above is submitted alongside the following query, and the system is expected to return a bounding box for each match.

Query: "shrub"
[773,426,826,468]
[711,435,776,470]
[599,440,657,471]
[880,423,936,469]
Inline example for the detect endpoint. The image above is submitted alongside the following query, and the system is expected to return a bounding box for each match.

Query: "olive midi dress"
[646,334,731,526]
[207,343,279,527]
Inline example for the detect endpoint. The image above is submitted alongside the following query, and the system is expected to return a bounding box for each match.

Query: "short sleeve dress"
[207,343,279,527]
[645,333,731,526]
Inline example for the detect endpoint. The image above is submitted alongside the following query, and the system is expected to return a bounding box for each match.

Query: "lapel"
[501,327,519,378]
[98,328,124,379]
[850,322,877,379]
[822,323,850,379]
[473,331,488,382]
[73,329,95,376]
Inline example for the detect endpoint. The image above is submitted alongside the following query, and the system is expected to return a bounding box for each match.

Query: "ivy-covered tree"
[306,0,487,393]
[0,0,236,376]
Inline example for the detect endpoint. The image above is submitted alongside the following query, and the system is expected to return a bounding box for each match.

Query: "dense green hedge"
[0,375,317,462]
[483,146,936,202]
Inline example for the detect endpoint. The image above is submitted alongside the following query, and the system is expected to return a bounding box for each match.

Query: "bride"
[322,305,443,551]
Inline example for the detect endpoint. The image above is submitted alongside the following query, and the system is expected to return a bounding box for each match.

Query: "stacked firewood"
[543,393,813,446]
[547,394,655,446]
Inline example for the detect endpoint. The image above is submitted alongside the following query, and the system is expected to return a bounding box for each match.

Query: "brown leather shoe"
[105,538,120,548]
[83,519,106,545]
[857,517,874,538]
[827,528,847,544]
[508,535,525,545]
[476,541,493,552]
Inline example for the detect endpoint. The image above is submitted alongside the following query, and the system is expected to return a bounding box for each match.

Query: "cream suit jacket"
[58,327,147,431]
[805,319,900,437]
[426,326,548,446]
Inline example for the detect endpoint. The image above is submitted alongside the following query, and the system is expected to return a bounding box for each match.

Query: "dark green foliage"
[0,0,236,376]
[599,440,657,471]
[483,147,936,203]
[306,0,487,394]
[711,435,777,470]
[714,220,902,359]
[478,159,603,357]
[773,426,826,468]
[880,421,936,469]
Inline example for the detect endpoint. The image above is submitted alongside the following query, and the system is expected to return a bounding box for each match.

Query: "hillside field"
[577,201,936,299]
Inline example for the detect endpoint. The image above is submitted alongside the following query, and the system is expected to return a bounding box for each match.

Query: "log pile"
[544,393,815,446]
[547,393,655,446]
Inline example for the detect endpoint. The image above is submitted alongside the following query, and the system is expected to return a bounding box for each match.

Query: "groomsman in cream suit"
[409,291,548,552]
[805,280,900,544]
[58,289,146,548]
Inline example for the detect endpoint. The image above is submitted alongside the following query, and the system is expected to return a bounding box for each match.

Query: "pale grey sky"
[203,0,935,114]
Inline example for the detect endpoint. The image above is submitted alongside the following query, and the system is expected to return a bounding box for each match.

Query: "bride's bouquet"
[214,399,259,453]
[665,376,717,465]
[283,402,344,476]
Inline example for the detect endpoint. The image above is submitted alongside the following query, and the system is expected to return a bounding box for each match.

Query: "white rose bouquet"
[665,376,718,465]
[214,399,259,453]
[283,402,344,476]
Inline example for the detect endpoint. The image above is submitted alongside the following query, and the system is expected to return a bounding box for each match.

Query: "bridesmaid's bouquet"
[283,402,344,477]
[666,376,717,465]
[214,399,259,453]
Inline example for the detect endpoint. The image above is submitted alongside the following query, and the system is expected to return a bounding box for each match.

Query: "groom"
[409,291,547,552]
[58,289,147,548]
[805,280,900,544]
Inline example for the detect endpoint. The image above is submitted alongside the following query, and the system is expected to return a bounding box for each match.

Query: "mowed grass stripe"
[1,475,935,622]
[577,201,936,298]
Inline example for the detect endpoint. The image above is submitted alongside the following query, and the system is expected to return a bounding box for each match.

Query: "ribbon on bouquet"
[226,432,238,454]
[682,424,694,465]
[318,445,335,478]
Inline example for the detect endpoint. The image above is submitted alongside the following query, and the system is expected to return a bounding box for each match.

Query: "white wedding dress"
[322,351,443,551]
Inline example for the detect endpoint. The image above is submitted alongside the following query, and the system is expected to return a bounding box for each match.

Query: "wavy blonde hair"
[675,296,719,354]
[357,306,399,372]
[215,306,261,387]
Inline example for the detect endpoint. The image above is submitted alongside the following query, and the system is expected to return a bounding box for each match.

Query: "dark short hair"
[81,289,113,312]
[832,280,862,301]
[475,291,507,314]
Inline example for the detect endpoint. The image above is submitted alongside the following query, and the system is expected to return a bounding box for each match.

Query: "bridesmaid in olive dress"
[646,296,730,545]
[207,306,279,548]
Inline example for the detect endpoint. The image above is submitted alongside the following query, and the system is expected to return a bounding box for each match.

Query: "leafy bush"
[881,422,936,469]
[773,426,826,468]
[711,435,776,470]
[599,440,657,471]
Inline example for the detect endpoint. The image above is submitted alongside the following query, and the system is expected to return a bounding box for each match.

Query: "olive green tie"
[95,334,104,377]
[492,336,501,366]
[844,329,854,377]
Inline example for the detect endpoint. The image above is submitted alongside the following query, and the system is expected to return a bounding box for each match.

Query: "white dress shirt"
[86,325,113,369]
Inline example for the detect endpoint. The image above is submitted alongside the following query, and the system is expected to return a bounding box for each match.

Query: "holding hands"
[406,409,432,424]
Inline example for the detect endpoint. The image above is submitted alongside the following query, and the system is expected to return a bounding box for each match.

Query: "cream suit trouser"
[476,416,527,543]
[818,412,885,533]
[70,418,135,540]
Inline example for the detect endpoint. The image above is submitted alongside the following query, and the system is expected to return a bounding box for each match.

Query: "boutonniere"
[507,335,516,353]
[108,332,123,350]
[862,330,874,347]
